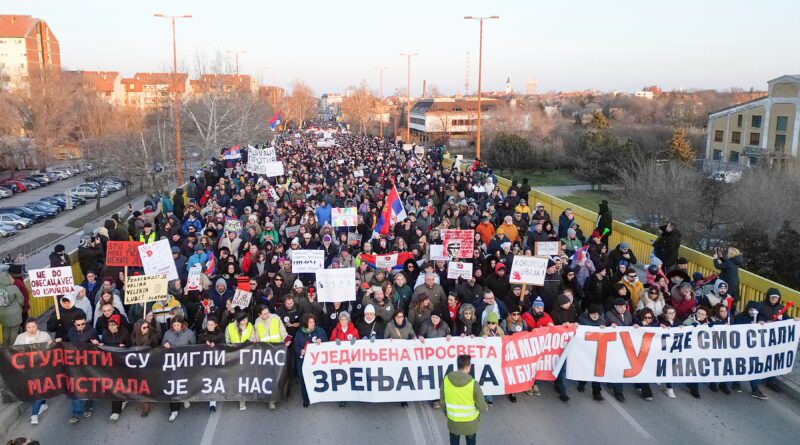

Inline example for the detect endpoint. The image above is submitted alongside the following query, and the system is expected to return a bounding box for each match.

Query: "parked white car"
[0,213,33,229]
[69,185,107,198]
[0,187,12,198]
[0,223,17,237]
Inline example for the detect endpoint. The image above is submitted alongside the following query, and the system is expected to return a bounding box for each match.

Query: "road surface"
[5,382,798,444]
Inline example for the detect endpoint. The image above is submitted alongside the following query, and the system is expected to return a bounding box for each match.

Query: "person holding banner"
[441,354,489,445]
[14,318,52,425]
[162,316,195,421]
[576,305,606,401]
[64,312,99,423]
[294,314,328,408]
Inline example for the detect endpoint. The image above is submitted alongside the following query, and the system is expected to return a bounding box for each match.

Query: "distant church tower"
[505,77,512,95]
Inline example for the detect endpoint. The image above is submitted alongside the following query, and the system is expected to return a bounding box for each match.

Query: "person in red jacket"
[329,311,359,407]
[329,311,360,343]
[522,297,554,330]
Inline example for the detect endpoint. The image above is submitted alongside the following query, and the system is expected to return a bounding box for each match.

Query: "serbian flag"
[269,111,281,131]
[371,184,407,239]
[222,145,241,160]
[205,251,217,276]
[357,252,415,271]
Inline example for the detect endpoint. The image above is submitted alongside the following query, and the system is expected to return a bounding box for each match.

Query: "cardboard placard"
[441,229,474,259]
[124,274,168,305]
[428,245,451,262]
[332,207,358,227]
[106,241,144,267]
[535,241,560,257]
[291,250,325,273]
[316,268,356,303]
[231,289,253,309]
[447,261,473,280]
[29,267,75,297]
[186,264,202,291]
[224,219,243,234]
[138,239,180,281]
[509,256,548,286]
[353,170,364,178]
[375,253,398,270]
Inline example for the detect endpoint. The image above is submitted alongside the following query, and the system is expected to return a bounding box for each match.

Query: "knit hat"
[364,304,376,314]
[532,297,544,308]
[618,260,630,268]
[591,230,601,239]
[557,294,571,306]
[431,309,443,319]
[54,244,66,253]
[235,311,248,322]
[766,287,781,298]
[547,259,556,268]
[587,304,602,315]
[323,234,332,242]
[677,257,689,265]
[692,272,704,281]
[108,315,121,326]
[215,278,227,290]
[567,228,576,236]
[501,241,512,250]
[620,242,630,250]
[171,246,180,254]
[486,312,499,323]
[495,263,506,273]
[293,279,303,288]
[648,264,659,275]
[613,297,627,306]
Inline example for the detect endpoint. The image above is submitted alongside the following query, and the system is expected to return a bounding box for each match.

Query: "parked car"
[0,207,45,222]
[23,203,57,217]
[29,174,52,185]
[49,168,74,178]
[0,187,12,198]
[18,179,40,189]
[0,182,18,193]
[27,201,60,214]
[39,196,66,210]
[0,224,17,238]
[1,180,26,192]
[25,176,48,187]
[69,185,107,199]
[0,213,33,230]
[53,193,86,206]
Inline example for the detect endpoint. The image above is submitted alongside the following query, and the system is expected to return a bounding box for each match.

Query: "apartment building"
[0,14,60,89]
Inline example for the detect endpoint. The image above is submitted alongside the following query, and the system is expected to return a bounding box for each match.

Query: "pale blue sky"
[7,0,800,95]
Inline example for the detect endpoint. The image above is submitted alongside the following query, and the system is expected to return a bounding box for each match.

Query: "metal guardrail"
[443,154,800,317]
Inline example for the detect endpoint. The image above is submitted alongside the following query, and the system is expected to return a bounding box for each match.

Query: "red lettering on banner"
[585,331,617,377]
[499,325,577,394]
[620,332,653,378]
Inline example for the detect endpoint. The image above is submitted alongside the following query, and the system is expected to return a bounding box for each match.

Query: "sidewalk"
[778,346,800,402]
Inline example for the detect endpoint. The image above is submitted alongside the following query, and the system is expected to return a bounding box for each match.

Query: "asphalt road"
[5,382,799,445]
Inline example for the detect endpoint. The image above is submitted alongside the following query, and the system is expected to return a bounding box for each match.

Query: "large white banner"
[292,249,325,273]
[138,239,179,281]
[565,321,800,383]
[302,326,575,403]
[316,268,356,303]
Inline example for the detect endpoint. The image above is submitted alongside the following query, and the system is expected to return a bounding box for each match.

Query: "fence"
[444,155,800,317]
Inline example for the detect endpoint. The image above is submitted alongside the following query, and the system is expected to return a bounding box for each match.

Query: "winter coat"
[522,310,553,330]
[419,319,451,338]
[652,226,681,268]
[329,323,360,342]
[604,309,633,326]
[0,272,24,327]
[162,327,196,346]
[47,305,83,340]
[384,319,416,340]
[356,316,385,340]
[636,290,667,317]
[440,370,488,436]
[714,255,743,298]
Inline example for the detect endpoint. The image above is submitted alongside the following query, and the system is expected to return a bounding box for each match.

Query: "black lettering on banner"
[0,343,287,402]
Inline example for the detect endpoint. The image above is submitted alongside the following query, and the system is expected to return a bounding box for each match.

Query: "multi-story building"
[190,74,258,95]
[64,71,124,106]
[121,72,191,110]
[525,79,537,96]
[705,75,800,168]
[0,14,60,90]
[408,97,499,146]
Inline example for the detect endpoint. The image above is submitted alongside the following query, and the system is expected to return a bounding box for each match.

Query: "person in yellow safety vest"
[138,223,157,244]
[440,354,488,445]
[225,311,254,411]
[253,305,288,410]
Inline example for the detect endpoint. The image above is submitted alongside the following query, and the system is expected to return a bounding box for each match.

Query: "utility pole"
[154,13,192,186]
[399,53,418,144]
[226,50,247,76]
[375,66,388,140]
[464,15,499,160]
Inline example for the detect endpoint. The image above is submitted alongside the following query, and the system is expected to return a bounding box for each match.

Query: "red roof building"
[0,14,60,89]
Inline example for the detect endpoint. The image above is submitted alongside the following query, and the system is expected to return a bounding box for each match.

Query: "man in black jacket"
[49,244,71,268]
[652,222,681,270]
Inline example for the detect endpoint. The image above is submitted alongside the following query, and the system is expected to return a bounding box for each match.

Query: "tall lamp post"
[154,13,192,186]
[463,15,499,161]
[375,66,388,140]
[399,53,418,144]
[226,50,247,76]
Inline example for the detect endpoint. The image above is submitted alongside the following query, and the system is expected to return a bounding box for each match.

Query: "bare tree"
[282,81,317,129]
[342,80,376,134]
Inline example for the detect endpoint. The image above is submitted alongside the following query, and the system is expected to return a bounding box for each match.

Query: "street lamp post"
[154,13,192,186]
[227,50,247,76]
[464,15,499,161]
[375,66,387,140]
[399,53,418,144]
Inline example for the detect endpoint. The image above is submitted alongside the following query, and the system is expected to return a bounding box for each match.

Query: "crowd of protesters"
[0,124,795,427]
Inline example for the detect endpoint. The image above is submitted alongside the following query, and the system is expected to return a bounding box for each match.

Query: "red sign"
[441,229,474,259]
[106,241,144,267]
[500,325,576,392]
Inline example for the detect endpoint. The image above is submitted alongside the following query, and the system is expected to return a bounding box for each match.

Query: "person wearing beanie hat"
[561,227,582,256]
[609,242,637,273]
[49,244,71,268]
[356,304,385,340]
[293,279,304,289]
[550,293,577,402]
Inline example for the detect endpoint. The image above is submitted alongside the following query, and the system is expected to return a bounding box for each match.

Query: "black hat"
[588,304,602,315]
[54,244,65,254]
[677,257,689,265]
[613,297,627,306]
[547,259,556,268]
[431,309,444,318]
[557,294,571,306]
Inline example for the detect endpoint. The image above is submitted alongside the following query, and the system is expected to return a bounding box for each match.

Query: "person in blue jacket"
[186,244,209,272]
[315,200,332,227]
[294,313,328,407]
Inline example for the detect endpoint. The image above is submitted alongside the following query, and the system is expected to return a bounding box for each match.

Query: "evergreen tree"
[485,133,531,177]
[569,112,638,190]
[668,127,694,162]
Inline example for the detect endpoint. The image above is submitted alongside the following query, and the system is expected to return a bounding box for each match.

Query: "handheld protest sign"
[106,241,144,267]
[509,255,548,286]
[534,241,560,257]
